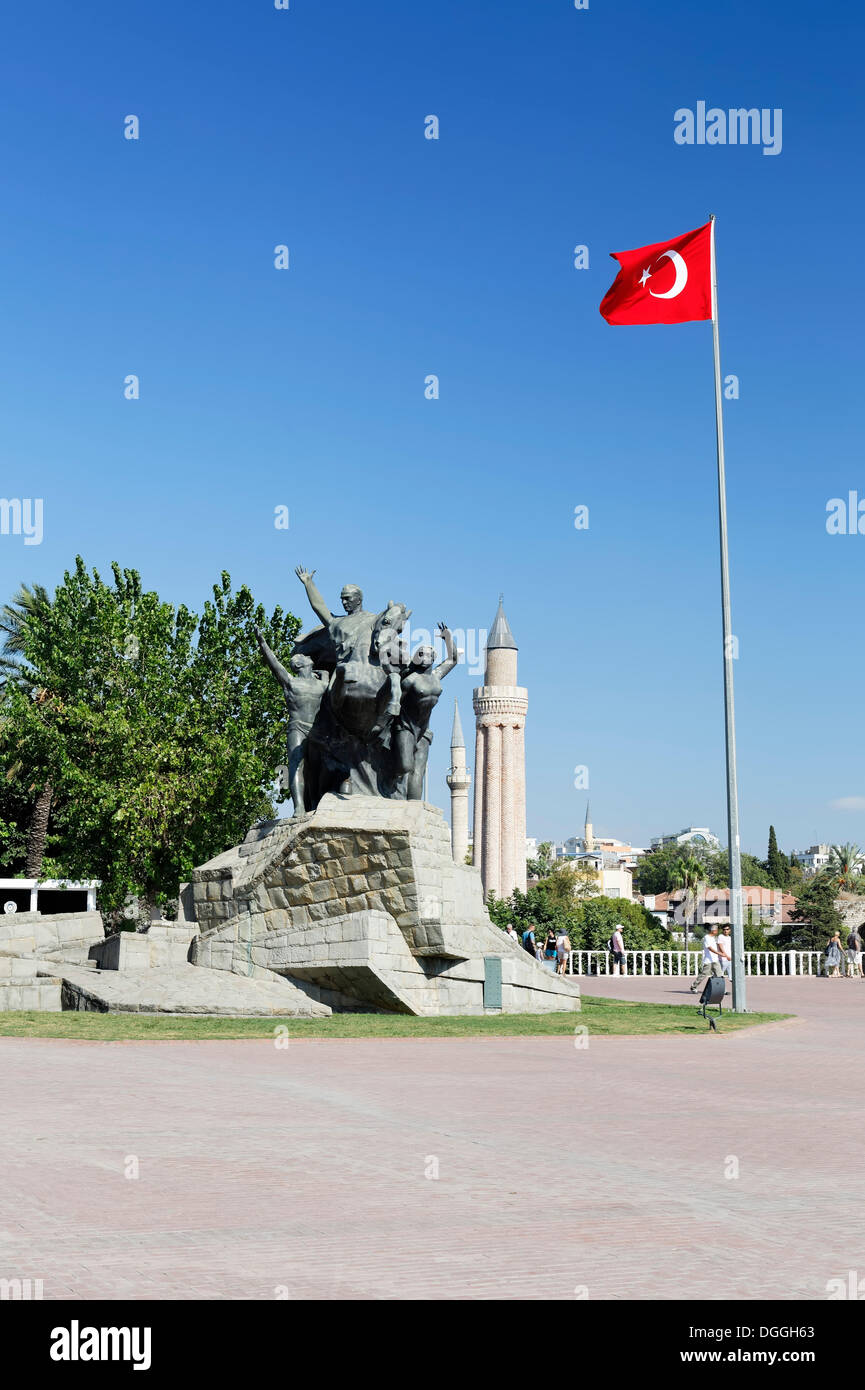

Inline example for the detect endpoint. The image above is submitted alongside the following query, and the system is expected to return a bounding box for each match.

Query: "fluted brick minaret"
[472,598,528,899]
[446,699,471,865]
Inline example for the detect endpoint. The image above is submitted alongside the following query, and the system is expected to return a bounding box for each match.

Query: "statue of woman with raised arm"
[394,623,458,800]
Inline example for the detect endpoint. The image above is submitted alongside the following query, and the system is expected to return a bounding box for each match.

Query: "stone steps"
[0,978,63,1011]
[41,952,98,970]
[0,909,105,960]
[0,954,41,980]
[54,962,331,1016]
[0,953,63,1011]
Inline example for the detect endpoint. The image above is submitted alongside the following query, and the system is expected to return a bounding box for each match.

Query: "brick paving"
[1,976,862,1300]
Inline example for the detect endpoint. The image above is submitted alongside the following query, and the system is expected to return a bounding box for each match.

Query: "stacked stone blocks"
[190,795,580,1016]
[0,953,62,1011]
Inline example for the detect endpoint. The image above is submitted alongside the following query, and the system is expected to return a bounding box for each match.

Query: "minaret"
[472,598,528,899]
[584,801,595,852]
[446,699,471,865]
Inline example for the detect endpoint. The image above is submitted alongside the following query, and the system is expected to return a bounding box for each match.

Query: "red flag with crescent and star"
[599,220,713,325]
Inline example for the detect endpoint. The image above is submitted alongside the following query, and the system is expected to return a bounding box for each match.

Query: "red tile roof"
[648,887,798,924]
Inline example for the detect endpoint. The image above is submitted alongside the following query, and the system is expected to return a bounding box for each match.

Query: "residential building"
[793,845,831,877]
[650,826,721,852]
[643,886,798,935]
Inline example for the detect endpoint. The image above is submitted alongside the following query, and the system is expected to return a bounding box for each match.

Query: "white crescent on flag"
[648,248,688,299]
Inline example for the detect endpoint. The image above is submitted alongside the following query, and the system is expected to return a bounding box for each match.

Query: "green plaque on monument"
[483,955,503,1010]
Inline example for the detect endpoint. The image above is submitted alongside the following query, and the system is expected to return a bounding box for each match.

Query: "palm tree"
[671,854,706,957]
[828,843,865,894]
[0,582,49,688]
[0,582,54,876]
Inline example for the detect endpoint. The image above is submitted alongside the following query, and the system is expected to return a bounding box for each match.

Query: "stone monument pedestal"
[189,794,581,1016]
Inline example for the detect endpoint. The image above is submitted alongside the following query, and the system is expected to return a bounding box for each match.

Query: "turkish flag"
[599,220,713,325]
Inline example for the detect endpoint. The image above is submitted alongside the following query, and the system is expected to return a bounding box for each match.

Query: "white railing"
[568,949,825,977]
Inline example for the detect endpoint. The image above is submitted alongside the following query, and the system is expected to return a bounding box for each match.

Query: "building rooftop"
[649,886,799,925]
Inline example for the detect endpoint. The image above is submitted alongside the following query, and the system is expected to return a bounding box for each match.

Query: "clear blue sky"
[1,0,862,855]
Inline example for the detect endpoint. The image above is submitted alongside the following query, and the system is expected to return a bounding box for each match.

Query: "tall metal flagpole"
[710,214,746,1012]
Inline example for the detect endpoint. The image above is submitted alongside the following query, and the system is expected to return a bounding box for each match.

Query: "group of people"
[506,921,635,977]
[686,928,734,995]
[693,924,865,987]
[505,917,865,987]
[689,924,733,993]
[823,928,864,978]
[507,923,572,976]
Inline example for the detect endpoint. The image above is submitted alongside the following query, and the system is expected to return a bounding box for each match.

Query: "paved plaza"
[1,977,863,1300]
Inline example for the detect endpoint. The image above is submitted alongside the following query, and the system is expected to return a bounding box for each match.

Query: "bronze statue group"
[256,566,457,814]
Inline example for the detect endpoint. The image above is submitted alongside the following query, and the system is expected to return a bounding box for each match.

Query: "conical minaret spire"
[451,700,465,749]
[472,599,528,898]
[446,698,471,864]
[487,596,517,651]
[584,800,594,852]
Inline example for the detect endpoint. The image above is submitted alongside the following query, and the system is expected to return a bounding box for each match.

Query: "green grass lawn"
[0,995,789,1041]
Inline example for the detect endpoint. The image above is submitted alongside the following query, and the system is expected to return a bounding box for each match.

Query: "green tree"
[780,874,844,950]
[0,581,56,875]
[632,840,714,896]
[704,849,773,889]
[765,824,790,887]
[572,896,671,952]
[787,852,804,889]
[743,905,778,951]
[486,889,669,953]
[0,772,39,874]
[671,853,706,954]
[487,884,578,942]
[537,859,600,906]
[0,581,51,686]
[0,559,299,917]
[526,840,554,878]
[827,843,865,893]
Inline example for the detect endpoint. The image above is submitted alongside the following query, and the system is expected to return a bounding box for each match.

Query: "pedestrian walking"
[609,923,626,976]
[824,932,843,978]
[521,924,536,958]
[846,927,863,978]
[505,922,519,945]
[717,924,732,978]
[544,928,557,964]
[556,929,571,975]
[690,925,722,993]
